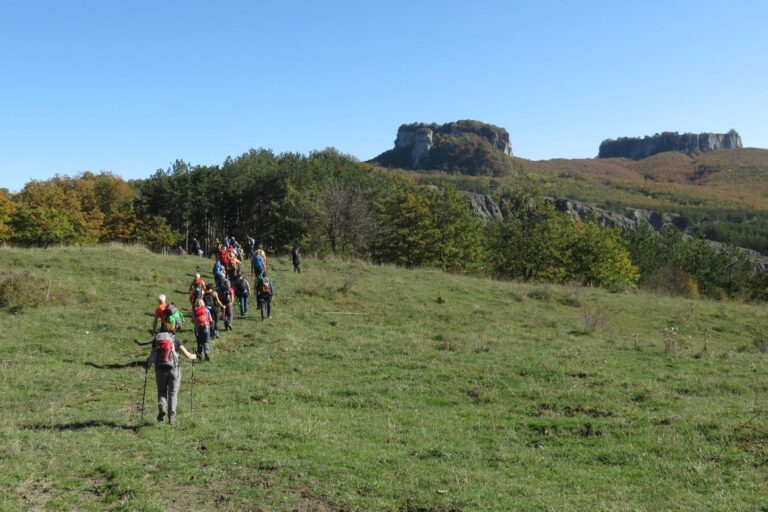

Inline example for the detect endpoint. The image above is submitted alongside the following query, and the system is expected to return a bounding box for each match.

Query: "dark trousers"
[210,307,221,336]
[195,325,210,360]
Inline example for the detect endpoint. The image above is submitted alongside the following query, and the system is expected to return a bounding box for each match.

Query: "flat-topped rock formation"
[371,120,516,176]
[598,130,742,160]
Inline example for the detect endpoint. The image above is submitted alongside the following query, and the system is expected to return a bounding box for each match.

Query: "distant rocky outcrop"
[371,120,517,177]
[598,130,742,160]
[547,198,687,232]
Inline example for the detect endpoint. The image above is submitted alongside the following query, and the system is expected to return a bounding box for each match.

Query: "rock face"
[371,120,515,176]
[598,130,742,159]
[548,198,687,232]
[460,191,504,220]
[460,191,767,272]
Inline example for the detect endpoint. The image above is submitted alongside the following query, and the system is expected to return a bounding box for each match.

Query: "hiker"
[217,244,229,267]
[203,284,225,338]
[291,246,301,273]
[212,259,226,288]
[188,273,205,305]
[191,237,202,257]
[153,294,183,332]
[256,271,274,319]
[252,249,266,277]
[226,253,240,282]
[235,272,251,316]
[217,279,235,331]
[143,321,197,424]
[192,299,212,361]
[152,295,168,333]
[245,234,256,258]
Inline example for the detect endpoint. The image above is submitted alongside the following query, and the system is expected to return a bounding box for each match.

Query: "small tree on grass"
[374,185,439,268]
[139,215,180,253]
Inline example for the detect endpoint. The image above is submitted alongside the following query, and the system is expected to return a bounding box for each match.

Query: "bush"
[646,266,700,298]
[0,269,68,311]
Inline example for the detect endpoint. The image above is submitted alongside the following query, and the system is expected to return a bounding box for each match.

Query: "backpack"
[203,291,215,308]
[260,279,272,297]
[193,306,210,328]
[192,286,204,302]
[164,303,183,330]
[164,302,179,319]
[237,278,250,297]
[253,254,265,274]
[218,287,231,304]
[151,332,178,369]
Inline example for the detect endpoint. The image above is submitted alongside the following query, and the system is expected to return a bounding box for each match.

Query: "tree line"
[0,149,760,299]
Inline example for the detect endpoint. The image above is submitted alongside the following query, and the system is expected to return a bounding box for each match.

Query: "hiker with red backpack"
[137,320,197,424]
[192,299,212,361]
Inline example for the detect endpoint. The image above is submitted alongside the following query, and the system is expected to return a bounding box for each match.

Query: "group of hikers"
[139,235,302,425]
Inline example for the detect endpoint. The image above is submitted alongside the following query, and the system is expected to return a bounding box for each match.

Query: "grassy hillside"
[1,245,767,511]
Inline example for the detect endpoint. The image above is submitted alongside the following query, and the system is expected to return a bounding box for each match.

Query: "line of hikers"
[143,238,287,424]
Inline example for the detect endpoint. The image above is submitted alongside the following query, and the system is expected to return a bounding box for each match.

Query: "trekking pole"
[190,360,195,414]
[140,365,149,424]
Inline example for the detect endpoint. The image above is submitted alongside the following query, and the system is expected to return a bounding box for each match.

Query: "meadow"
[0,245,766,511]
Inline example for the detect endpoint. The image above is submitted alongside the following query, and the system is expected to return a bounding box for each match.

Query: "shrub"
[580,306,611,335]
[0,269,68,311]
[646,266,700,299]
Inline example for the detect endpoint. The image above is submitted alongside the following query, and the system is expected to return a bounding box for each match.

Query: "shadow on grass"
[23,420,140,432]
[85,361,146,370]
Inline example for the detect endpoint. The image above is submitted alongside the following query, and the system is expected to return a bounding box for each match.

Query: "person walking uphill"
[192,299,212,361]
[291,246,301,273]
[203,284,224,339]
[139,321,197,424]
[235,272,251,316]
[217,279,235,331]
[152,295,168,333]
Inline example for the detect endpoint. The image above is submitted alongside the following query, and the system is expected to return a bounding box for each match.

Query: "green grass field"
[1,245,767,511]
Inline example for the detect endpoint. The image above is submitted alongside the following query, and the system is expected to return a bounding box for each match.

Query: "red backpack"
[193,306,210,328]
[151,332,178,369]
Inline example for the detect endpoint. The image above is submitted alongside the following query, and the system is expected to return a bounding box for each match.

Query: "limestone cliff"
[598,130,742,160]
[371,120,516,177]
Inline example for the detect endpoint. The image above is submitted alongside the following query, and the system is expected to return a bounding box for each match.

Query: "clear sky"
[2,0,767,192]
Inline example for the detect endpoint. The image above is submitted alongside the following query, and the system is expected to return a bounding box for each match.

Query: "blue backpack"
[253,254,265,274]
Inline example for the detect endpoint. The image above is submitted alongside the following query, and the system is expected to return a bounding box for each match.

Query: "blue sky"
[2,0,767,192]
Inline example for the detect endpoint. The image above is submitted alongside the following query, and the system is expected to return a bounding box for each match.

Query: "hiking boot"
[205,351,211,361]
[157,406,167,422]
[168,414,176,425]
